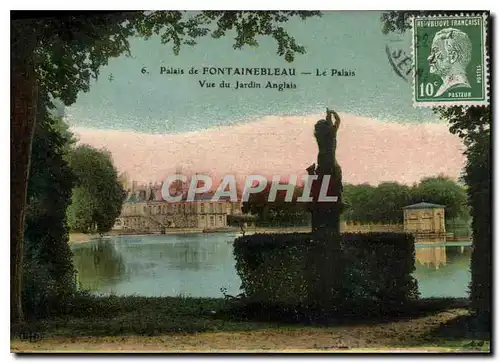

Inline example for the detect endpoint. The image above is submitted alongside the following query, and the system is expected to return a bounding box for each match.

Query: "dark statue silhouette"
[306,108,344,309]
[307,108,344,232]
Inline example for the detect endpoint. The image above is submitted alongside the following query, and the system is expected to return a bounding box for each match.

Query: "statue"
[306,108,344,309]
[307,108,344,232]
[314,108,342,186]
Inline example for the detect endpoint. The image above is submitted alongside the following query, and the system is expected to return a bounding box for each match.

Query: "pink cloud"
[71,113,466,187]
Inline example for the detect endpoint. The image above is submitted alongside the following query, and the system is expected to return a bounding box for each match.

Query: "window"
[210,216,215,226]
[201,203,205,213]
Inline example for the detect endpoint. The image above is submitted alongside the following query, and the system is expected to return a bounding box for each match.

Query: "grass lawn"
[11,295,490,353]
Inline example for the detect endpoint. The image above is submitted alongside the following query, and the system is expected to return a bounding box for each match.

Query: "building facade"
[403,202,446,234]
[114,183,243,233]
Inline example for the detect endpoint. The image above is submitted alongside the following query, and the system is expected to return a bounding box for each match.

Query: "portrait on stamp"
[427,28,472,97]
[412,15,488,107]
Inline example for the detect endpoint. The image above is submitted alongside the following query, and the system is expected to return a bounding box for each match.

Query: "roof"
[191,192,234,202]
[403,202,446,210]
[124,188,235,203]
[125,193,137,203]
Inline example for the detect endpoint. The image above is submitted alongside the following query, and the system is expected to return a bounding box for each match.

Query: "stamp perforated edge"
[411,12,490,108]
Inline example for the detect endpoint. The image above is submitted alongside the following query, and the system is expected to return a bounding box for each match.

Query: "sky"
[74,113,465,185]
[65,11,440,134]
[64,11,463,185]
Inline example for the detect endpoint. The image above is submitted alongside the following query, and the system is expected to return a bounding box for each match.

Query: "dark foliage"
[67,145,126,234]
[466,131,491,327]
[342,178,467,225]
[242,184,311,227]
[23,94,77,319]
[233,232,419,319]
[11,293,469,339]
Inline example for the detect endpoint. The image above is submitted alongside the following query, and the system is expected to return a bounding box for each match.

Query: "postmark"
[412,13,489,107]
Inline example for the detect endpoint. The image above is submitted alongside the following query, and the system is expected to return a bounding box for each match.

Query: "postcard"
[10,10,491,353]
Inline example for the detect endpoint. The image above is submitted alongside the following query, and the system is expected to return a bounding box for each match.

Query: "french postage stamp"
[412,14,489,107]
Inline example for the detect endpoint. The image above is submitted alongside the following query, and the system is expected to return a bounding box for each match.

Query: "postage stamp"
[412,13,489,107]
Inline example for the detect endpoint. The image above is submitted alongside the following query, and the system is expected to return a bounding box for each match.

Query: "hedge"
[233,232,419,314]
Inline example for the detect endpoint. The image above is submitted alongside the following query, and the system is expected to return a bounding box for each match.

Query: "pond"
[71,233,472,299]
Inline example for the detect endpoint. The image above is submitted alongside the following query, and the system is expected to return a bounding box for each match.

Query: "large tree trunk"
[11,29,38,324]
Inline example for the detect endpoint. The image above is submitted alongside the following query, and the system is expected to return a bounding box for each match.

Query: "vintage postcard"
[10,10,491,353]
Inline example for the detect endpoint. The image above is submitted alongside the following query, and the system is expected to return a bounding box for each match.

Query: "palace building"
[113,182,243,233]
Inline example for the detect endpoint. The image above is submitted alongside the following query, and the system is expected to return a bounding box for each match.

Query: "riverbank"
[11,296,489,353]
[69,228,212,244]
[69,226,470,245]
[68,227,312,244]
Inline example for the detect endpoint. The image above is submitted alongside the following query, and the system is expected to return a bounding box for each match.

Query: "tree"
[371,182,413,224]
[23,93,76,318]
[382,11,491,327]
[343,183,377,223]
[11,10,321,323]
[411,175,469,220]
[242,183,310,226]
[67,145,126,234]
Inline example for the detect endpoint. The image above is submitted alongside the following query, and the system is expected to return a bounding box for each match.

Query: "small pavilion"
[402,202,446,234]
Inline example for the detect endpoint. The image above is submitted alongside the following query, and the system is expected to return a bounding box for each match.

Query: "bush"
[233,232,419,315]
[234,233,310,306]
[22,256,77,319]
[342,233,420,309]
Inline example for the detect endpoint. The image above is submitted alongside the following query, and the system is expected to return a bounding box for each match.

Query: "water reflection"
[72,233,242,297]
[415,236,448,269]
[414,237,471,298]
[72,238,127,292]
[71,233,472,299]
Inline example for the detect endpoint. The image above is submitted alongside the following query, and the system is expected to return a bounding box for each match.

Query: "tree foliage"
[411,175,469,219]
[465,130,491,323]
[372,182,413,224]
[247,176,468,226]
[343,177,468,225]
[242,184,310,227]
[343,184,377,223]
[67,145,126,234]
[23,93,77,318]
[14,11,320,107]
